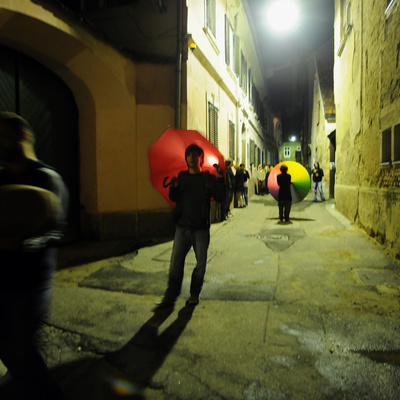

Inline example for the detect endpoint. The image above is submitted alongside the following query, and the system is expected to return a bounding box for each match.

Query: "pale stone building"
[0,0,279,242]
[333,0,400,259]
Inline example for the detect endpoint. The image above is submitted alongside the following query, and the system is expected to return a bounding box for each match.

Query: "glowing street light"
[266,0,300,33]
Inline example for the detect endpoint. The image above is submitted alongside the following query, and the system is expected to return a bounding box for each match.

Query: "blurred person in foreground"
[0,112,68,399]
[155,144,225,310]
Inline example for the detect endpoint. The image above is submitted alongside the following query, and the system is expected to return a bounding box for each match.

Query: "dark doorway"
[0,46,80,239]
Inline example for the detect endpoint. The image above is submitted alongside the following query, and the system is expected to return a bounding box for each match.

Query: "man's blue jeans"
[244,185,248,206]
[313,181,325,201]
[164,226,210,302]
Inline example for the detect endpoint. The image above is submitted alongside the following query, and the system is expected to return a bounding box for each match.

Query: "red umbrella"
[148,127,225,206]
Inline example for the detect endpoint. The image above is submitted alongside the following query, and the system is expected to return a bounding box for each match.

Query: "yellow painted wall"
[135,63,176,211]
[0,0,275,241]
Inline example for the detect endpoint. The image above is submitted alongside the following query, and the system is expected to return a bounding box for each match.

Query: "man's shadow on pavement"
[104,305,195,396]
[43,305,196,400]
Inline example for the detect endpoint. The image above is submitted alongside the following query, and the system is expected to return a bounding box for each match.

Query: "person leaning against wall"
[311,161,325,202]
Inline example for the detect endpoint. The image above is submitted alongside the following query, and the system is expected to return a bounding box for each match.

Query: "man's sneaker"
[186,296,199,306]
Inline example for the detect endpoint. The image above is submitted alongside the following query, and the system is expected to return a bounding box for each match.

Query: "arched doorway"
[0,45,80,238]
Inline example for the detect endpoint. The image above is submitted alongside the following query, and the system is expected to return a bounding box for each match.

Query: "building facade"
[0,0,279,242]
[309,39,336,199]
[279,141,303,163]
[333,0,400,259]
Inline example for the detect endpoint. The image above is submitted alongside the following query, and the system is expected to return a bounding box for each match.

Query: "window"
[250,139,255,165]
[394,124,400,162]
[381,128,392,163]
[206,0,216,38]
[208,102,219,148]
[251,84,256,109]
[248,69,253,103]
[284,147,291,158]
[225,16,234,68]
[233,15,240,76]
[240,52,247,94]
[229,121,235,159]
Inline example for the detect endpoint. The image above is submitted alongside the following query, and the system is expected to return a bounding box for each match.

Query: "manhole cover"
[257,229,306,252]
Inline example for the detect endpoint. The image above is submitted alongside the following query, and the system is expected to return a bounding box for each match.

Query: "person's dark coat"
[234,169,245,193]
[277,172,292,201]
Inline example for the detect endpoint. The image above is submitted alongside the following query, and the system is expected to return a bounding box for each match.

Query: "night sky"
[248,0,335,139]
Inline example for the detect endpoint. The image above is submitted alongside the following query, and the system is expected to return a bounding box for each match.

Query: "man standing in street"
[277,164,292,222]
[311,161,326,202]
[155,144,225,309]
[223,158,235,220]
[240,163,250,206]
[0,112,68,399]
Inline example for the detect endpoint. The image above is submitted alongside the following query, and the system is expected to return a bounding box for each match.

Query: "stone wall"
[334,0,400,260]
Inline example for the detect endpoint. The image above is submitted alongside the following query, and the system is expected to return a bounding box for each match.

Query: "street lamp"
[266,0,299,33]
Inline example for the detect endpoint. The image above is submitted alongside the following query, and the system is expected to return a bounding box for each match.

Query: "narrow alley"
[2,193,399,400]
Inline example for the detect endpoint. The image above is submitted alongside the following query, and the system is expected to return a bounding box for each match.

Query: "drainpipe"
[175,0,183,128]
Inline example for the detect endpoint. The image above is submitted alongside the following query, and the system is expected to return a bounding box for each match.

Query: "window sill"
[226,64,237,82]
[203,27,220,56]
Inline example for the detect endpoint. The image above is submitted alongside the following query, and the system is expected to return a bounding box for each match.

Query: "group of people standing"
[256,164,273,195]
[223,160,250,220]
[225,160,326,224]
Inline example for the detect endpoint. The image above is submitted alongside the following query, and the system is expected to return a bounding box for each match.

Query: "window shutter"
[229,121,235,159]
[207,0,216,38]
[208,102,219,148]
[225,15,230,65]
